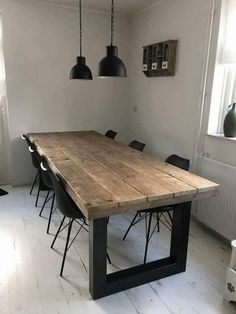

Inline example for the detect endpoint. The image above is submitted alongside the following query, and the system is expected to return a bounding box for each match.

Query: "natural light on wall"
[0,12,11,184]
[221,0,236,63]
[208,0,236,134]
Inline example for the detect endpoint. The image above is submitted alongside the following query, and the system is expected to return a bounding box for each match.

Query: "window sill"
[207,133,236,142]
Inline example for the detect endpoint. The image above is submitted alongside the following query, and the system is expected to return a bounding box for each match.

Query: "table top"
[28,131,219,220]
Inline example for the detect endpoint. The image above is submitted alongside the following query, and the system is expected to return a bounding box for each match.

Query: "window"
[208,0,236,134]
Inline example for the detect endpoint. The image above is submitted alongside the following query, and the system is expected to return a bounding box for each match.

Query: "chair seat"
[67,202,85,220]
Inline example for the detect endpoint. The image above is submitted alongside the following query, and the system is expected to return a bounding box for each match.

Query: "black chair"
[22,134,39,195]
[105,130,117,139]
[28,145,53,209]
[37,160,55,234]
[165,154,190,171]
[0,188,8,196]
[28,146,55,231]
[129,140,145,152]
[47,165,111,277]
[123,154,190,264]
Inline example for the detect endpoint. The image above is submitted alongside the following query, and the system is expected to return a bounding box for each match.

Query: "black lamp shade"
[70,56,93,80]
[98,46,127,77]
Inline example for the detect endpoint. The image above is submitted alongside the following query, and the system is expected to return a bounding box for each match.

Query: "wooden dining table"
[28,131,219,299]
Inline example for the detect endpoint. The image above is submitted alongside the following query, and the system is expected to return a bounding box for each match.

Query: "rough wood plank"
[139,156,220,193]
[27,131,219,220]
[63,146,174,202]
[54,133,198,200]
[121,158,196,197]
[81,132,219,194]
[32,143,120,219]
[31,137,147,219]
[58,146,146,207]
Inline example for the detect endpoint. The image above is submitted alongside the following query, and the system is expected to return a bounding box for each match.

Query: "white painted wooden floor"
[0,186,235,314]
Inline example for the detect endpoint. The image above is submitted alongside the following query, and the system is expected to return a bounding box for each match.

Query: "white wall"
[0,0,130,185]
[204,135,236,166]
[128,0,214,162]
[0,0,221,186]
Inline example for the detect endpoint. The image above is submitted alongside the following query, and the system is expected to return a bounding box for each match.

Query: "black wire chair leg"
[60,219,73,277]
[156,212,160,232]
[35,184,41,207]
[144,213,153,264]
[39,190,50,217]
[123,212,139,240]
[30,171,39,195]
[106,253,112,264]
[51,216,66,249]
[47,192,55,234]
[167,211,173,224]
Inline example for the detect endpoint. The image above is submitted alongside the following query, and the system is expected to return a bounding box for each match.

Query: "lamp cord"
[111,0,114,46]
[79,0,82,56]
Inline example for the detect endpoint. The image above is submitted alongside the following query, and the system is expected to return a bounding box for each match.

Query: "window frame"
[207,0,236,136]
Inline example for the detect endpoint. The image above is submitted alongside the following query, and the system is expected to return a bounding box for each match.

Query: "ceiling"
[37,0,159,14]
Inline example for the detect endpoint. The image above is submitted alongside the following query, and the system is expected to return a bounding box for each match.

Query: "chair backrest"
[165,154,190,171]
[129,140,146,152]
[34,153,53,189]
[0,188,8,197]
[21,134,32,147]
[28,145,40,169]
[46,166,84,219]
[105,130,117,140]
[22,134,39,169]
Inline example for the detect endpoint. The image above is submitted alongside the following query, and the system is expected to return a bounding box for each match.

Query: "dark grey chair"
[123,154,190,264]
[46,163,111,277]
[105,130,117,139]
[129,140,145,152]
[37,159,55,234]
[0,188,8,196]
[22,134,40,195]
[165,154,190,171]
[28,145,53,209]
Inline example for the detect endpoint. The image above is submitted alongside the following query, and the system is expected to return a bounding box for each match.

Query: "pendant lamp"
[70,0,92,80]
[98,0,127,78]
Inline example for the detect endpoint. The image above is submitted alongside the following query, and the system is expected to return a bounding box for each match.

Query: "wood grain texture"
[28,131,219,220]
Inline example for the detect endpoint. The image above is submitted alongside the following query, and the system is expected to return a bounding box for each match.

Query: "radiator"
[196,156,236,241]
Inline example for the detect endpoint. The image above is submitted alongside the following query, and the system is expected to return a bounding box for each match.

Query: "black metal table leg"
[89,217,107,299]
[89,202,191,300]
[170,201,191,271]
[144,212,153,264]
